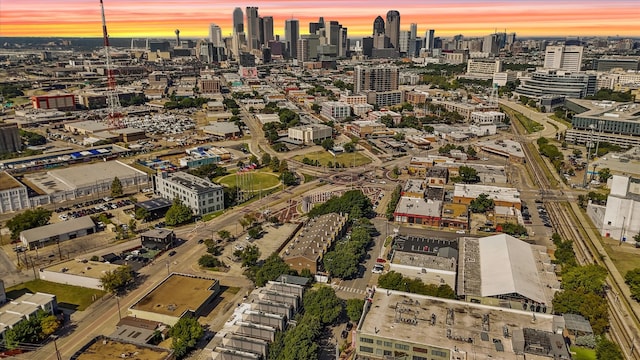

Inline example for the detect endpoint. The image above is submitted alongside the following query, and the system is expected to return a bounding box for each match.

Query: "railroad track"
[546,202,640,359]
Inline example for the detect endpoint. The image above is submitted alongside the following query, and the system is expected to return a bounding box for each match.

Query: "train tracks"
[510,116,640,358]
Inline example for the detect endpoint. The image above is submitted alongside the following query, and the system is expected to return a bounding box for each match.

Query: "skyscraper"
[385,10,400,50]
[409,23,418,56]
[262,16,274,44]
[354,65,399,93]
[285,19,300,59]
[424,29,435,50]
[233,7,244,34]
[373,16,385,35]
[246,7,260,50]
[544,45,584,72]
[209,23,222,46]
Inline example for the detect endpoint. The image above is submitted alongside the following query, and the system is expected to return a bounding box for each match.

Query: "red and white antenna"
[100,0,123,128]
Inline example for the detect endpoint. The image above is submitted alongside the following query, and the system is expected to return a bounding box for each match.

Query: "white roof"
[478,234,546,303]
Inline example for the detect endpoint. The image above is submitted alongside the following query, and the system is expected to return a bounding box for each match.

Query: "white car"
[372,264,384,274]
[234,244,245,251]
[456,230,466,234]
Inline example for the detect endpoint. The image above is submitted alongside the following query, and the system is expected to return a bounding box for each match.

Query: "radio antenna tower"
[100,0,123,128]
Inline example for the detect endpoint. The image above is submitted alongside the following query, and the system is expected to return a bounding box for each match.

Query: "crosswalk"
[333,285,367,295]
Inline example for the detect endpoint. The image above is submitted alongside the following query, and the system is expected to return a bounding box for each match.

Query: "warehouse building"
[20,216,96,250]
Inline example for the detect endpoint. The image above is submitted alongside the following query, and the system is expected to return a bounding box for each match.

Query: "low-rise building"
[282,213,348,274]
[368,110,401,125]
[0,123,21,154]
[600,175,640,241]
[394,196,442,226]
[0,172,29,213]
[154,171,224,215]
[40,259,122,290]
[129,273,220,326]
[476,139,525,163]
[141,228,176,251]
[287,124,332,144]
[346,120,393,138]
[31,94,76,111]
[202,122,242,139]
[0,292,58,341]
[339,93,367,105]
[20,216,96,250]
[134,198,173,221]
[454,183,521,210]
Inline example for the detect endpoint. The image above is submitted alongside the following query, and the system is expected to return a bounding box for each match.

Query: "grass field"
[570,346,596,360]
[216,172,280,191]
[6,279,105,311]
[293,150,372,167]
[502,106,544,134]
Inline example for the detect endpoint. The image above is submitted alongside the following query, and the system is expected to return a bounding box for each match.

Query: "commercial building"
[515,70,596,99]
[129,273,220,326]
[600,175,640,241]
[476,139,525,163]
[141,228,176,251]
[30,94,76,111]
[393,196,442,226]
[339,93,367,105]
[71,335,173,360]
[40,259,122,290]
[457,234,559,310]
[471,111,505,125]
[135,198,173,221]
[20,216,96,250]
[564,99,640,147]
[0,123,21,154]
[287,124,332,144]
[366,90,403,107]
[0,172,29,213]
[466,59,503,78]
[389,235,458,288]
[201,122,242,139]
[321,101,351,121]
[346,120,393,138]
[544,45,584,72]
[593,57,640,72]
[0,292,58,342]
[355,289,569,360]
[154,171,224,216]
[282,213,348,274]
[453,184,521,210]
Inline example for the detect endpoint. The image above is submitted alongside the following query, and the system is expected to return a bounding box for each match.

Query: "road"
[498,99,568,140]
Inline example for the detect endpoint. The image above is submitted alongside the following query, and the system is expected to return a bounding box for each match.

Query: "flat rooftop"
[0,171,22,191]
[44,259,121,280]
[453,183,521,203]
[569,99,640,121]
[392,251,457,272]
[282,213,348,262]
[131,273,217,317]
[395,197,442,218]
[25,160,146,193]
[360,290,558,359]
[73,337,171,360]
[477,139,525,159]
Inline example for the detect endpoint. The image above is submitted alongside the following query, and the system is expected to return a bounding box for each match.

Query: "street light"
[582,124,596,188]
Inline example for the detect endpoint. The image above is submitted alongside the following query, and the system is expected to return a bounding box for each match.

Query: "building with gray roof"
[154,171,224,215]
[20,216,96,250]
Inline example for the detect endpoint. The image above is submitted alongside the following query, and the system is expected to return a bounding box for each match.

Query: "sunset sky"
[1,0,639,39]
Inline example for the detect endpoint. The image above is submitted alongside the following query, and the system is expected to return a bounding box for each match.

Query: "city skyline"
[2,0,640,39]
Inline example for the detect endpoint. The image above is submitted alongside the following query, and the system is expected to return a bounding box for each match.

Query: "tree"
[562,265,607,294]
[458,166,479,183]
[170,316,204,359]
[128,218,137,236]
[598,168,612,182]
[135,207,149,221]
[310,103,321,114]
[6,207,52,240]
[165,198,193,226]
[596,337,623,360]
[466,146,477,158]
[40,313,61,336]
[321,138,334,150]
[100,265,134,295]
[248,155,259,166]
[303,286,343,325]
[552,290,609,335]
[625,267,640,301]
[343,142,356,153]
[252,253,297,287]
[280,314,321,360]
[323,247,359,279]
[469,193,494,213]
[198,254,224,268]
[261,153,271,168]
[217,230,232,242]
[111,177,123,197]
[270,156,281,172]
[248,225,263,239]
[280,170,298,186]
[234,244,260,268]
[307,190,374,220]
[278,159,289,173]
[346,298,365,322]
[4,311,54,349]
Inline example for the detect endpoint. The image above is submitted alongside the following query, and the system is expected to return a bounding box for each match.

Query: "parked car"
[372,264,384,274]
[168,250,177,257]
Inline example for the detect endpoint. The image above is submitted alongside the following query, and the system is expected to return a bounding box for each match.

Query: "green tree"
[217,230,232,242]
[280,170,298,186]
[346,298,365,322]
[278,159,289,173]
[135,207,149,221]
[248,225,263,239]
[40,313,61,336]
[499,222,528,236]
[281,314,321,360]
[234,244,260,268]
[307,189,374,220]
[252,253,297,286]
[270,156,281,172]
[99,265,134,295]
[248,155,259,166]
[343,142,356,153]
[598,168,611,182]
[321,138,334,150]
[261,153,271,167]
[310,103,321,114]
[6,207,52,240]
[469,193,494,213]
[458,165,479,183]
[624,267,640,301]
[4,311,52,349]
[198,254,224,268]
[170,316,204,359]
[562,265,607,294]
[552,290,609,335]
[303,286,343,325]
[466,146,477,158]
[596,337,623,360]
[110,177,123,197]
[165,198,193,226]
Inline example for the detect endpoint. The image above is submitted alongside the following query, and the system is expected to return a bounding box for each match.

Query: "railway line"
[510,113,640,358]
